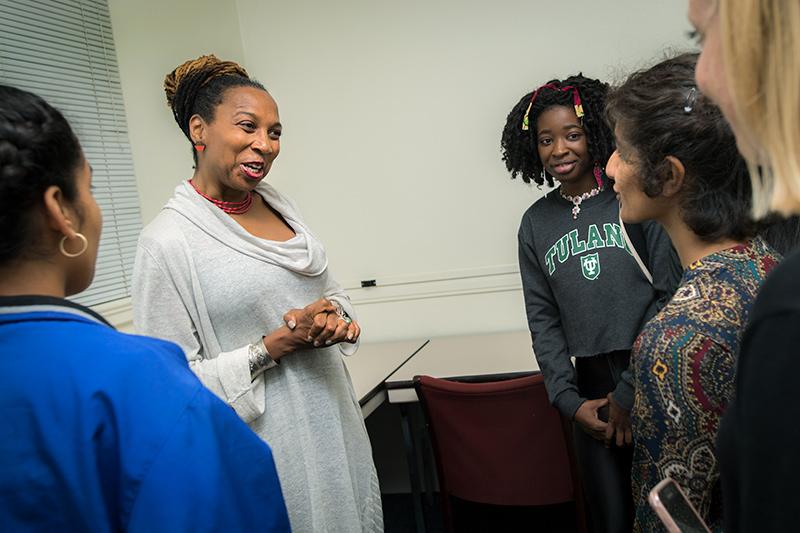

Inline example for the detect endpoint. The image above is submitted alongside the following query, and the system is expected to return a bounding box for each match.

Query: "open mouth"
[240,161,265,180]
[552,161,577,175]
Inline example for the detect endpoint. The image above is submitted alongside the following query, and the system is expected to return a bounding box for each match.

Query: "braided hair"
[164,54,266,161]
[501,74,614,187]
[605,53,754,242]
[0,85,83,266]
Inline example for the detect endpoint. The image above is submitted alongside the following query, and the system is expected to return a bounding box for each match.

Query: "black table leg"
[419,409,436,506]
[400,402,426,533]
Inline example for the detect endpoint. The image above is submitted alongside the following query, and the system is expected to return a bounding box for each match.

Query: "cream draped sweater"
[132,180,382,532]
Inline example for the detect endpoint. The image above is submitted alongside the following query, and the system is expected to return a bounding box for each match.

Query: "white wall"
[233,0,692,342]
[105,0,248,331]
[108,0,691,340]
[109,0,246,226]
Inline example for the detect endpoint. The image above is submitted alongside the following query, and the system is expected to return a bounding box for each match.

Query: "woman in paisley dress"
[604,53,781,531]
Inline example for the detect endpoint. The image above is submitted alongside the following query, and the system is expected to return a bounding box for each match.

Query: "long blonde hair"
[720,0,800,216]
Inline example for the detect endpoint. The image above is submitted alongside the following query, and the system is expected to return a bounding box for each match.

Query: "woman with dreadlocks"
[501,75,681,533]
[131,55,382,532]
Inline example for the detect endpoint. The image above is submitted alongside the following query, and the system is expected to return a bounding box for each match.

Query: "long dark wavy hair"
[605,53,755,242]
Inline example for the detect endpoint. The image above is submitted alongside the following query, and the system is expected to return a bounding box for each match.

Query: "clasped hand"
[574,394,632,447]
[282,298,361,349]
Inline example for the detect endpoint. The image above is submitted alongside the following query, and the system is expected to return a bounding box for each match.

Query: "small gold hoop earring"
[59,233,89,258]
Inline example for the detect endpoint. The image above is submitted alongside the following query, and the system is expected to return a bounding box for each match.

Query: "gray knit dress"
[132,180,383,532]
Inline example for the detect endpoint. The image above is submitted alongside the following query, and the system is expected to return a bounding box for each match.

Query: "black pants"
[572,351,633,533]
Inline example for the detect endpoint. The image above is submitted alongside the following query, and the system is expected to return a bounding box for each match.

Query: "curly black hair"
[0,85,83,266]
[501,74,615,187]
[605,53,754,242]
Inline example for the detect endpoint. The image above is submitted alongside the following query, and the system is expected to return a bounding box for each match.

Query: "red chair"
[414,373,585,532]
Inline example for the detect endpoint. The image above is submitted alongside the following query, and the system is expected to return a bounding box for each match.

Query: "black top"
[718,247,800,532]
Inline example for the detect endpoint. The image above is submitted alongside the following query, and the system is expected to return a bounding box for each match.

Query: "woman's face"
[606,127,664,224]
[196,86,281,191]
[65,155,102,296]
[689,0,756,160]
[536,105,593,190]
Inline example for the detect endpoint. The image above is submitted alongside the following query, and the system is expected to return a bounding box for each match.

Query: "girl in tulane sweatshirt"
[501,74,680,533]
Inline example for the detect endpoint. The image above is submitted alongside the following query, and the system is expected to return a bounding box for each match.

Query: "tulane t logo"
[544,223,631,276]
[581,253,601,280]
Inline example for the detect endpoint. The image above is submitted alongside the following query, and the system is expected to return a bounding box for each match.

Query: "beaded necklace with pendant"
[560,185,603,220]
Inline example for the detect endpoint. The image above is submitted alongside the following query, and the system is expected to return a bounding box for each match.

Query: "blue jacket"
[0,296,291,532]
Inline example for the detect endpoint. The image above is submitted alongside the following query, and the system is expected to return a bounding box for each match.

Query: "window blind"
[0,0,141,307]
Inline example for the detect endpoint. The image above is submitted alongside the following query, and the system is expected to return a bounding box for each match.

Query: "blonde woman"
[688,1,800,531]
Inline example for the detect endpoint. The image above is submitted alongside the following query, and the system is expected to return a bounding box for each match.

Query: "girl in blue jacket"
[0,85,290,532]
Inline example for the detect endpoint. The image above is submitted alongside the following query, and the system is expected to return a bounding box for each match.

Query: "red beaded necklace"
[189,179,254,215]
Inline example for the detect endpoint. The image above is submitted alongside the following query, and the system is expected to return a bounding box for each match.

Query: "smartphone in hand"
[648,478,711,533]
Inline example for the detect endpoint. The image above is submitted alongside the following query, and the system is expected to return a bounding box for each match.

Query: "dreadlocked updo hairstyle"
[605,53,754,243]
[0,85,83,266]
[164,54,266,161]
[501,74,614,187]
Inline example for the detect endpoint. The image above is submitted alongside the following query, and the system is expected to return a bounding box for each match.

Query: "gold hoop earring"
[59,233,89,258]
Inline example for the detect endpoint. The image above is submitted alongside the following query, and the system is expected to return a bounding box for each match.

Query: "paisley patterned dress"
[630,238,780,532]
